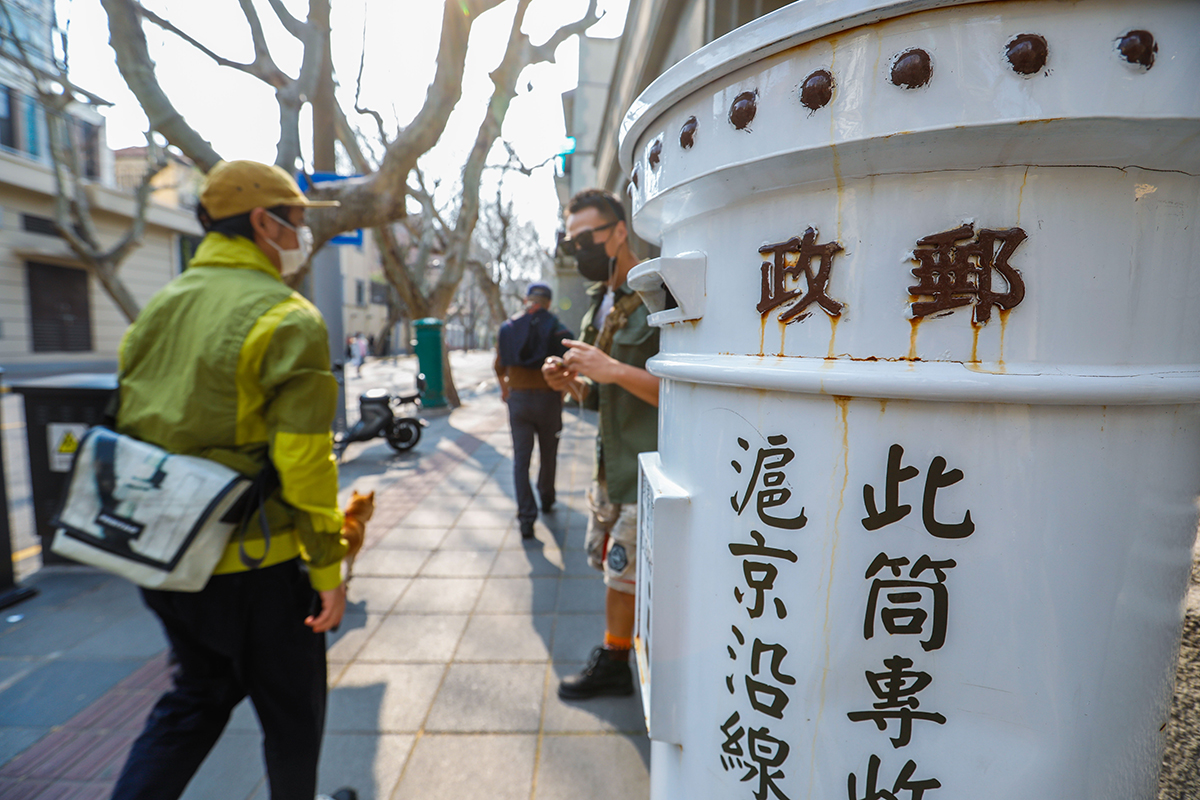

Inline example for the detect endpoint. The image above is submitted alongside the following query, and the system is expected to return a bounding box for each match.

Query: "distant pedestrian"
[351,332,368,377]
[495,282,572,538]
[109,160,355,800]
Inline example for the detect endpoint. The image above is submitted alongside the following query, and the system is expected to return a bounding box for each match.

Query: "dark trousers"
[111,559,326,800]
[508,389,563,523]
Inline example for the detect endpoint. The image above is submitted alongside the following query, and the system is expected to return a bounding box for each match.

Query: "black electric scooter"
[335,382,427,458]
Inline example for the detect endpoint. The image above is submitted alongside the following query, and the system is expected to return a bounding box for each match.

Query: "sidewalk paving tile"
[178,729,263,800]
[0,729,43,769]
[550,614,607,661]
[561,546,596,576]
[224,698,260,733]
[425,662,546,733]
[393,733,536,800]
[345,576,412,614]
[476,577,561,614]
[351,548,431,577]
[440,526,510,550]
[357,614,468,663]
[61,614,168,660]
[534,734,651,800]
[328,663,444,733]
[455,614,554,662]
[0,659,143,727]
[491,546,564,577]
[393,577,484,614]
[370,526,446,550]
[0,658,35,689]
[419,549,498,578]
[399,507,463,528]
[464,494,519,512]
[326,613,385,664]
[453,508,516,529]
[555,577,606,614]
[313,732,414,800]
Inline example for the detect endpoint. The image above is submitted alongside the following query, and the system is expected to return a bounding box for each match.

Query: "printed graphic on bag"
[56,429,247,572]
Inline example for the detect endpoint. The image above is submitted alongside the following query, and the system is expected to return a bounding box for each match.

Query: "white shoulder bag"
[51,427,272,592]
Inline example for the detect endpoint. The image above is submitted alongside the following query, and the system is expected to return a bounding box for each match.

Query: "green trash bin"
[413,318,446,409]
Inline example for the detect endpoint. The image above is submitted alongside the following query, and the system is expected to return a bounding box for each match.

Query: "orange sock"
[604,632,632,653]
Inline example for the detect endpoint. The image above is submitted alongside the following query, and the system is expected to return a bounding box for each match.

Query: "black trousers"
[111,559,326,800]
[508,389,563,523]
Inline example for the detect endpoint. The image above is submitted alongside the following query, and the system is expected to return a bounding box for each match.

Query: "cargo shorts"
[585,479,638,595]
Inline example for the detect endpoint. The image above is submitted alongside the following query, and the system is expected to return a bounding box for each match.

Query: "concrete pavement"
[0,358,649,799]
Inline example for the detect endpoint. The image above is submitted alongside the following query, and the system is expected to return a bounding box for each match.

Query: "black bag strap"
[93,429,119,511]
[234,463,279,570]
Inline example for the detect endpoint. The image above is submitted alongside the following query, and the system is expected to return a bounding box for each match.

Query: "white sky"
[56,0,629,245]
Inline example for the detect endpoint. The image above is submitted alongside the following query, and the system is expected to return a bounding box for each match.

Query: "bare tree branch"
[408,169,452,235]
[488,140,556,176]
[334,102,374,173]
[136,3,257,75]
[312,0,506,243]
[237,0,279,68]
[265,0,308,39]
[340,0,600,404]
[101,0,222,170]
[353,13,387,147]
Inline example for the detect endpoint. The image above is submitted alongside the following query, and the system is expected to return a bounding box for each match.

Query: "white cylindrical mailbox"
[622,1,1200,798]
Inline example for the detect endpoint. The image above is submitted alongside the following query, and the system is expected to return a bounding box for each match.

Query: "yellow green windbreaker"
[117,233,346,591]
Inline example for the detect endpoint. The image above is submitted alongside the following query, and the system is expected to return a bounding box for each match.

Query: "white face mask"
[264,211,313,277]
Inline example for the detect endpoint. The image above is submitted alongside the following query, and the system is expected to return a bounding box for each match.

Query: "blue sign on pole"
[296,172,364,246]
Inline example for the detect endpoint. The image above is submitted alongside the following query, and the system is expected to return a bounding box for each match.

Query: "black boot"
[558,646,634,700]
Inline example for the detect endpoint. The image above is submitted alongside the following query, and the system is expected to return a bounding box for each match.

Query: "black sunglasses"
[559,220,618,257]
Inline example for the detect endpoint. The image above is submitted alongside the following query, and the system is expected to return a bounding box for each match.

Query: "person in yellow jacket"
[111,161,352,800]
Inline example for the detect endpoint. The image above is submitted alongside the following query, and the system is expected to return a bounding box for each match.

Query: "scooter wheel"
[386,418,422,451]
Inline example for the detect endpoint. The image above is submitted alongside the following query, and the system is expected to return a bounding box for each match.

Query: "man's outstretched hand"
[560,339,624,384]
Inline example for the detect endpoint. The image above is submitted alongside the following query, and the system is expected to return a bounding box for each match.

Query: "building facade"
[0,0,201,375]
[339,229,395,355]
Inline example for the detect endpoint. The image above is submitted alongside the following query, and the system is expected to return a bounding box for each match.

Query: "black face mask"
[574,240,613,282]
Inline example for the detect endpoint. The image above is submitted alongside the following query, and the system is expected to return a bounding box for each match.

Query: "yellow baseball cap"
[200,160,340,220]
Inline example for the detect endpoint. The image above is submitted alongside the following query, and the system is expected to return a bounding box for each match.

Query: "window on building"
[355,279,366,307]
[27,262,92,352]
[22,213,59,236]
[370,281,390,305]
[24,94,41,158]
[0,4,52,71]
[74,119,100,178]
[0,86,15,150]
[178,233,203,272]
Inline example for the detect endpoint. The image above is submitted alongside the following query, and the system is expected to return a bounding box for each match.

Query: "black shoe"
[541,498,555,514]
[520,519,535,539]
[317,790,358,800]
[558,647,634,700]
